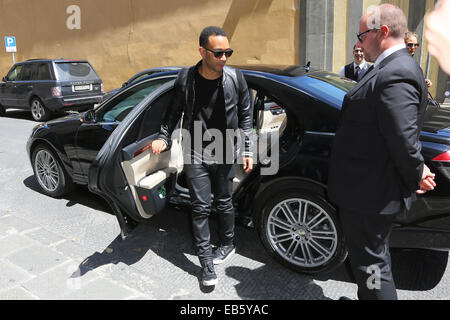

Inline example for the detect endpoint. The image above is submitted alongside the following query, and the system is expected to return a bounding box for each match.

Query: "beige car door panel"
[120,137,183,219]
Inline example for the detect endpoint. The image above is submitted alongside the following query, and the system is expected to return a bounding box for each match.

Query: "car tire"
[30,98,51,122]
[257,190,347,275]
[0,104,5,117]
[32,145,73,197]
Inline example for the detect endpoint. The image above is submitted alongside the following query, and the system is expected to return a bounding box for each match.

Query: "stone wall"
[0,0,299,91]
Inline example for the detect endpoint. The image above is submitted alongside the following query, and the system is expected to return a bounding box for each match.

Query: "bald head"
[365,4,407,39]
[358,4,407,62]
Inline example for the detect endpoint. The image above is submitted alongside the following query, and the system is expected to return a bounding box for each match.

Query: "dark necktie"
[355,65,361,81]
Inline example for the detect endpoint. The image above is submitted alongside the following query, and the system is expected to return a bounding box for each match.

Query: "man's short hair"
[378,4,407,39]
[405,31,419,41]
[199,26,227,47]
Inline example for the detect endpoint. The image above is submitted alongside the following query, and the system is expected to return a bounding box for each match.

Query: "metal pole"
[12,52,15,65]
[425,52,431,79]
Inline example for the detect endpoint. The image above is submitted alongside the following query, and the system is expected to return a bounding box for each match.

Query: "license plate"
[74,84,91,91]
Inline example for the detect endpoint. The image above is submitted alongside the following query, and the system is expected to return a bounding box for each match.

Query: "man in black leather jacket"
[151,26,254,287]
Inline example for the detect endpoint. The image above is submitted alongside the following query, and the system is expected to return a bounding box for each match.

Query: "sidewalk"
[441,99,450,108]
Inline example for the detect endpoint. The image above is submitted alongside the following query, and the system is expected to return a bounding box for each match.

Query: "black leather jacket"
[157,61,254,158]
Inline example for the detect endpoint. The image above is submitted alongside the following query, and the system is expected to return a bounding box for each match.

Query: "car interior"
[118,90,183,219]
[231,88,288,191]
[114,84,292,219]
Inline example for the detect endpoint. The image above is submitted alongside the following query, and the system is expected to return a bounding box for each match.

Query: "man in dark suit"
[338,44,371,82]
[328,4,436,300]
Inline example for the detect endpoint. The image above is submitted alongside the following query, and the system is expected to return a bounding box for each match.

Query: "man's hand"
[416,164,436,194]
[425,79,433,88]
[151,139,167,154]
[243,157,253,174]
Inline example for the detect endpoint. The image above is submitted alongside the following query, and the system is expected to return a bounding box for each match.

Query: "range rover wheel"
[32,145,73,197]
[30,98,51,122]
[257,190,347,274]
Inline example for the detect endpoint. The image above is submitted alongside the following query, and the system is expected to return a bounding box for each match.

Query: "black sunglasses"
[407,43,420,48]
[203,47,234,58]
[356,29,378,43]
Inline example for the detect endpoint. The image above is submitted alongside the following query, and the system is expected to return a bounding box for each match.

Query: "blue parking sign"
[5,36,16,52]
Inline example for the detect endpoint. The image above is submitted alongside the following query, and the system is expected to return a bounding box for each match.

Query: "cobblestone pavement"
[0,110,449,300]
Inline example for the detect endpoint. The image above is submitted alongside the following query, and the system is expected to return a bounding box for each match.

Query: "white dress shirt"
[373,43,406,68]
[338,60,370,79]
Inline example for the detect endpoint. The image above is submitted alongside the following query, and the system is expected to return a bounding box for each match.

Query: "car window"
[37,63,52,80]
[54,62,99,81]
[251,88,288,137]
[100,78,172,123]
[6,65,23,81]
[137,89,174,140]
[20,63,36,81]
[290,72,355,110]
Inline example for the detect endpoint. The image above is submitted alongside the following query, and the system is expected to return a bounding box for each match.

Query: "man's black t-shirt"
[189,71,227,162]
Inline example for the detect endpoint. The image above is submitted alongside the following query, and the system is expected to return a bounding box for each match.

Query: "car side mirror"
[83,109,97,123]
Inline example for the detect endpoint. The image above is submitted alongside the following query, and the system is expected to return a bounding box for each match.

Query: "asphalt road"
[0,109,449,301]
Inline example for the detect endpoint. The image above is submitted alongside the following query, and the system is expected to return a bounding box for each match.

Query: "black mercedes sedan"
[26,66,450,275]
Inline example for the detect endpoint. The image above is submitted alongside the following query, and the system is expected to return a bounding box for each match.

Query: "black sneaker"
[213,245,235,265]
[201,261,218,286]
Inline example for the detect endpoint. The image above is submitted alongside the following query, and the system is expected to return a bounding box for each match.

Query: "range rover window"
[37,63,52,80]
[6,65,23,81]
[54,62,99,81]
[20,63,36,81]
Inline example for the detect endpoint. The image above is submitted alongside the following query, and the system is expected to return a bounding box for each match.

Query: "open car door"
[88,81,183,238]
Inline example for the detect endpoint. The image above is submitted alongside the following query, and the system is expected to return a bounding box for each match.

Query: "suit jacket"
[328,49,428,215]
[344,63,358,81]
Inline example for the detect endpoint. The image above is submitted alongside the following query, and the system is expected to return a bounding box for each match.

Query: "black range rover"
[0,59,103,121]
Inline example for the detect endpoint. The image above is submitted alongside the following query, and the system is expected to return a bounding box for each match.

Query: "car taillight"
[433,150,450,162]
[433,150,450,179]
[51,86,62,97]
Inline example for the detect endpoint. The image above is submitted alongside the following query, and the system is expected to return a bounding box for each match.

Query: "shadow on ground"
[3,109,34,121]
[3,109,73,121]
[68,207,330,299]
[71,206,448,298]
[23,175,112,214]
[23,174,449,297]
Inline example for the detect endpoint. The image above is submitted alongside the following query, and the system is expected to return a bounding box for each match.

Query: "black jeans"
[184,163,235,266]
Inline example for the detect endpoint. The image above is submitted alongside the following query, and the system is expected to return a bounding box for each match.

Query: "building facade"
[0,0,445,99]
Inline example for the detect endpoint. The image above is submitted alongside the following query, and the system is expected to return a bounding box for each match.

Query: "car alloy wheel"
[258,191,347,274]
[267,197,338,267]
[32,145,72,197]
[31,98,50,122]
[34,149,61,193]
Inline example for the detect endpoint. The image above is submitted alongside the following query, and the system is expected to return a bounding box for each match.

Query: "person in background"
[405,31,432,87]
[338,44,371,82]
